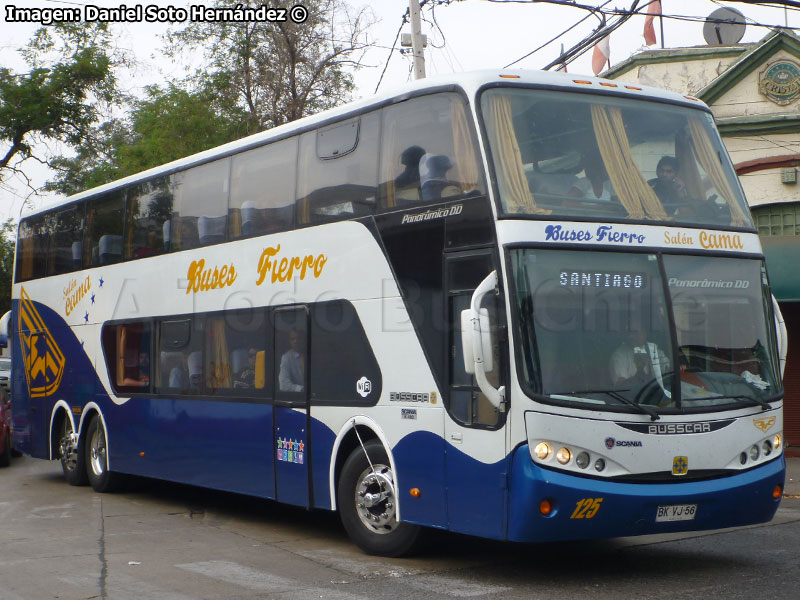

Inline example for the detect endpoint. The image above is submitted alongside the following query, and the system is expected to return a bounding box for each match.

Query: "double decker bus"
[6,70,787,556]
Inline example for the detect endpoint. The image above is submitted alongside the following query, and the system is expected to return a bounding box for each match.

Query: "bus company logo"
[389,392,430,403]
[606,437,643,449]
[759,60,800,106]
[256,244,327,286]
[430,391,438,404]
[544,224,646,245]
[401,408,417,420]
[617,420,733,435]
[186,258,237,294]
[356,376,372,398]
[63,275,92,316]
[672,456,689,476]
[18,288,66,398]
[698,231,744,251]
[401,204,463,225]
[753,416,776,433]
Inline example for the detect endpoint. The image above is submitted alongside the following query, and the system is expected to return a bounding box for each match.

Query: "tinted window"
[15,215,49,282]
[318,119,359,159]
[205,310,270,398]
[156,317,204,395]
[102,322,151,394]
[310,301,381,405]
[86,192,126,267]
[229,137,297,239]
[169,159,230,251]
[275,308,307,398]
[379,93,485,209]
[125,177,174,259]
[296,112,379,225]
[47,205,85,275]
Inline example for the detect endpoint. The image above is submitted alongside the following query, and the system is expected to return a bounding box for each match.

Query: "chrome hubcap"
[89,428,106,477]
[354,463,398,534]
[60,422,78,471]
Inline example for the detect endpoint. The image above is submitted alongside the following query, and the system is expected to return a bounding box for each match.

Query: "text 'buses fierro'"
[6,70,787,556]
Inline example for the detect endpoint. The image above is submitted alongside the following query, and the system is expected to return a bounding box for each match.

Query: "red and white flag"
[592,35,610,75]
[644,1,662,46]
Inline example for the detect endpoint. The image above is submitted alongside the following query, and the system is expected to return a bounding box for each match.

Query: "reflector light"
[499,74,520,79]
[573,80,592,85]
[539,499,552,515]
[625,85,643,90]
[599,82,618,87]
[684,95,699,101]
[410,488,421,498]
[773,485,783,499]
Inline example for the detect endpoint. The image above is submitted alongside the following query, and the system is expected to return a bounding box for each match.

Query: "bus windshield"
[511,250,782,414]
[481,88,752,229]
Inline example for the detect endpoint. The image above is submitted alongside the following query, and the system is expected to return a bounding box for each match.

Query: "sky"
[2,0,799,226]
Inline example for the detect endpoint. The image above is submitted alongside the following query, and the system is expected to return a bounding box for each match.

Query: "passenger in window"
[234,348,258,388]
[279,330,305,392]
[168,356,188,389]
[648,156,688,214]
[419,153,460,202]
[394,145,426,198]
[121,352,150,388]
[610,329,670,390]
[570,152,615,201]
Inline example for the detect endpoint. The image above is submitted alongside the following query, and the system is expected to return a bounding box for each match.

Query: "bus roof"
[25,69,708,218]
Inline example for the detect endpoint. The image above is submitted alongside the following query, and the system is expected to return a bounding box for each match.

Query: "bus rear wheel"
[59,416,87,486]
[337,440,421,557]
[85,415,121,493]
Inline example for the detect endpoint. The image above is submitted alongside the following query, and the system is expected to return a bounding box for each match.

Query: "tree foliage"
[0,22,119,186]
[48,84,246,195]
[0,219,15,317]
[166,0,373,131]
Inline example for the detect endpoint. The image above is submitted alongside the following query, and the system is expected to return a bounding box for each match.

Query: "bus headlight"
[762,440,773,457]
[774,433,783,452]
[595,458,606,472]
[749,444,760,461]
[575,452,590,469]
[556,447,572,465]
[534,442,552,460]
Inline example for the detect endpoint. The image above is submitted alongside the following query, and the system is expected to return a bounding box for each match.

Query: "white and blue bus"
[6,70,787,556]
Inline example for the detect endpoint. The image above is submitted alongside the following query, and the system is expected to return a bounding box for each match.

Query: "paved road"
[2,456,799,600]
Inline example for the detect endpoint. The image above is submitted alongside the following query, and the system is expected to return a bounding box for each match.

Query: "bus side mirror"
[460,271,505,410]
[0,311,10,349]
[772,295,787,380]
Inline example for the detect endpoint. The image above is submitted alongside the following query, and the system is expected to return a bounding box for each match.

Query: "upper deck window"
[480,88,752,229]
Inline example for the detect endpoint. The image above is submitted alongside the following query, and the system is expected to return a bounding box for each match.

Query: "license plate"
[656,504,697,522]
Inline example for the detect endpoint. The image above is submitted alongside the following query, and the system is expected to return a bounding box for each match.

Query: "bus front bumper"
[507,445,785,543]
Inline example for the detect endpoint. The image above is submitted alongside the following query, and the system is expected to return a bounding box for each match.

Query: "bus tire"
[59,415,88,486]
[337,440,421,557]
[85,415,121,493]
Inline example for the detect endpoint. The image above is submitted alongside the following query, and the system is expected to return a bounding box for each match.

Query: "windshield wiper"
[553,389,661,421]
[689,394,773,410]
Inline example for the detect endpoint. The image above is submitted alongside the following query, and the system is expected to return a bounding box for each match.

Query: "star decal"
[84,311,89,323]
[91,293,95,304]
[99,276,104,287]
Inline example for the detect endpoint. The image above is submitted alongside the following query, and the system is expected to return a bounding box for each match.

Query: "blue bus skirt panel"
[507,445,785,543]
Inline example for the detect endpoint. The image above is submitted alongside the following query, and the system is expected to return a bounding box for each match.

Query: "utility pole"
[409,0,426,79]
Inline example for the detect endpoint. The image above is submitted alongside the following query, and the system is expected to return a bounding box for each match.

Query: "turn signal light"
[539,499,553,515]
[774,433,783,452]
[773,485,783,499]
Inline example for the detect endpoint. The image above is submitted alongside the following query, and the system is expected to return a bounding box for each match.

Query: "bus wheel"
[85,415,120,493]
[59,416,87,486]
[337,440,421,557]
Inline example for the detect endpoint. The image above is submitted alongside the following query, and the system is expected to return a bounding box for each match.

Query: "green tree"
[48,84,246,195]
[166,0,373,132]
[0,219,15,317]
[0,22,120,186]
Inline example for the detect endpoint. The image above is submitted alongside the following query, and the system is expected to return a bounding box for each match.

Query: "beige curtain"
[450,99,480,193]
[674,131,704,201]
[380,112,399,208]
[485,95,550,214]
[207,319,231,389]
[116,326,126,387]
[688,117,750,227]
[591,105,668,220]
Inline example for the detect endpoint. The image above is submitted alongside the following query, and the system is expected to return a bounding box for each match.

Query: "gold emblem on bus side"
[18,288,66,398]
[672,456,689,476]
[753,417,776,433]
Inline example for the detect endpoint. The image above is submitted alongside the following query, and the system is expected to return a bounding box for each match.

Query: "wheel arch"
[77,403,108,469]
[329,417,401,519]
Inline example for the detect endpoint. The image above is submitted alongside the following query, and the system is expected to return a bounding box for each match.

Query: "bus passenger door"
[444,252,508,539]
[273,307,311,508]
